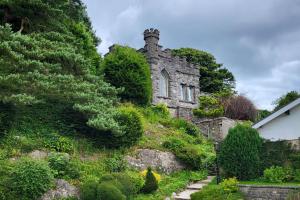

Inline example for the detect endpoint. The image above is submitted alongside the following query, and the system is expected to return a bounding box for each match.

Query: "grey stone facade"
[193,117,238,141]
[239,184,300,200]
[139,28,200,119]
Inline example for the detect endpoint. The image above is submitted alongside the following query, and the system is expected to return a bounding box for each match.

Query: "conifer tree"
[0,0,122,134]
[142,167,158,193]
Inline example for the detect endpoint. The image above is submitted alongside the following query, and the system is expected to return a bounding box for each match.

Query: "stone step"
[174,189,199,200]
[186,182,205,190]
[200,176,215,184]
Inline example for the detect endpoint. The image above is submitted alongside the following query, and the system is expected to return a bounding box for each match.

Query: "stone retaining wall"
[239,184,300,200]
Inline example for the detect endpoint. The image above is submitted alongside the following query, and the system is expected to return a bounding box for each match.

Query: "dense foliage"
[48,152,80,179]
[260,140,295,169]
[256,109,271,122]
[273,91,300,111]
[102,45,152,105]
[163,137,215,170]
[224,95,257,121]
[193,95,224,118]
[94,106,144,148]
[0,0,121,135]
[263,166,289,183]
[219,124,263,180]
[10,159,54,200]
[172,48,235,93]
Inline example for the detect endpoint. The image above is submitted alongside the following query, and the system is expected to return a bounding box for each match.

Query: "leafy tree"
[0,1,122,134]
[219,124,263,180]
[102,45,152,105]
[224,95,257,122]
[273,91,300,111]
[256,109,271,122]
[172,48,235,93]
[193,95,224,118]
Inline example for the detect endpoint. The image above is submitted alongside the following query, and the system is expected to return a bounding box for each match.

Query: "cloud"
[83,0,300,110]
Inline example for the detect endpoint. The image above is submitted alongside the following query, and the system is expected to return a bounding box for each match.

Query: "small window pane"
[159,70,169,97]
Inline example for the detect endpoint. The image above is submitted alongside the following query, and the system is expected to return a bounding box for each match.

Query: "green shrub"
[43,134,74,153]
[289,153,300,169]
[100,173,139,198]
[264,166,292,183]
[99,106,144,148]
[48,152,80,179]
[151,103,170,118]
[113,173,138,198]
[80,179,127,200]
[80,180,100,200]
[0,160,17,200]
[10,159,54,200]
[142,167,158,193]
[102,45,152,105]
[220,177,239,193]
[97,182,126,200]
[193,96,224,118]
[163,138,185,151]
[163,138,213,170]
[104,153,127,172]
[295,169,300,182]
[161,118,201,136]
[176,146,203,170]
[191,184,244,200]
[126,171,145,193]
[219,124,263,180]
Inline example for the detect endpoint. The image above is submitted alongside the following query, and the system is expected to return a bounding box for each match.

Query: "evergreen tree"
[102,45,152,106]
[172,48,235,93]
[142,167,158,193]
[0,0,122,134]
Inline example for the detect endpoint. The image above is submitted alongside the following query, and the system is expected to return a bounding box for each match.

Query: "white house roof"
[253,98,300,129]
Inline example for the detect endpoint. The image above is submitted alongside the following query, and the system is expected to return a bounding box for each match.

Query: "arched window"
[159,69,170,97]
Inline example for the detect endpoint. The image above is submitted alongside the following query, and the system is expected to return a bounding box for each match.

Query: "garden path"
[173,176,215,200]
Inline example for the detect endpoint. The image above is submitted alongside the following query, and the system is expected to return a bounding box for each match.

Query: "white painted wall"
[257,104,300,141]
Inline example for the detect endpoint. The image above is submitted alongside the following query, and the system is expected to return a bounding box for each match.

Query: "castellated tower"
[143,28,160,62]
[140,28,200,119]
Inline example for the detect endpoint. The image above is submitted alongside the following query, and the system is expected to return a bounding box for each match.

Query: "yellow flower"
[140,169,161,182]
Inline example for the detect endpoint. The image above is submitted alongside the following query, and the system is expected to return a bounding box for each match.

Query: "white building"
[253,98,300,141]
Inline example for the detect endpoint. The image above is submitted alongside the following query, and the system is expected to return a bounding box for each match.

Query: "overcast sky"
[82,0,300,110]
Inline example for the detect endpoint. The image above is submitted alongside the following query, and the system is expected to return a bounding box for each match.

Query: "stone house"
[138,28,200,119]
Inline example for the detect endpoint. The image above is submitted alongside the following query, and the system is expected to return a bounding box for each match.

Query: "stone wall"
[193,117,237,141]
[139,28,200,119]
[286,138,300,151]
[239,184,300,200]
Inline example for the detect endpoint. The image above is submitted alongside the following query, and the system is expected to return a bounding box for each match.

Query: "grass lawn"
[239,181,300,187]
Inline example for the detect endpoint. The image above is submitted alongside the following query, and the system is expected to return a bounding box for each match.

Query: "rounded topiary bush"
[99,106,144,148]
[80,180,99,200]
[219,124,263,180]
[102,45,152,106]
[10,159,54,200]
[97,182,126,200]
[100,173,138,198]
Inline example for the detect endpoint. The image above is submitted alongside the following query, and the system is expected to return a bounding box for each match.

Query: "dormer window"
[159,69,170,97]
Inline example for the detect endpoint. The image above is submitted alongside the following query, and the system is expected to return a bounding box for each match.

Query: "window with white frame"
[159,69,170,97]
